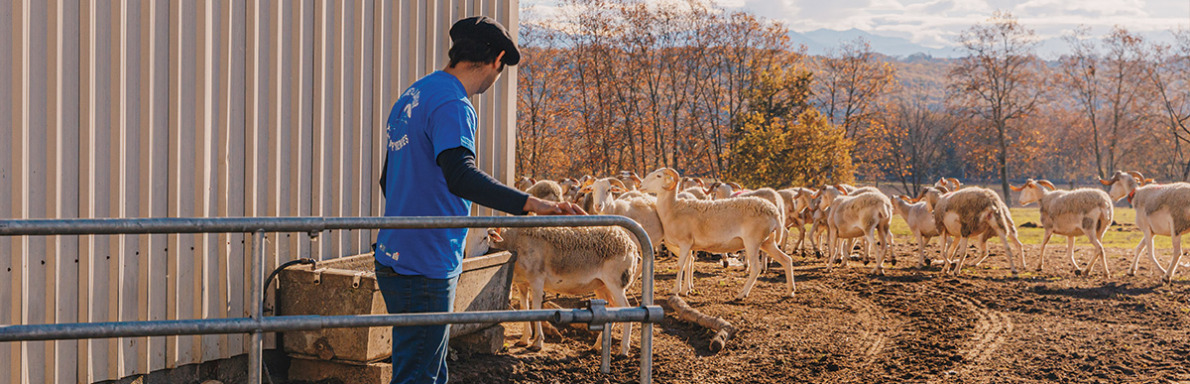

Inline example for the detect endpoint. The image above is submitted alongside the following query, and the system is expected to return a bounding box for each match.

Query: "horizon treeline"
[515,0,1190,196]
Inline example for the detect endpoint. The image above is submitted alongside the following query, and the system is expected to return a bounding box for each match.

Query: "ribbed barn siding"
[0,1,519,382]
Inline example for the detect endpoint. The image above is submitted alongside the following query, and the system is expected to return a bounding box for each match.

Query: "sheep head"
[641,168,680,193]
[1012,178,1046,206]
[1101,171,1139,202]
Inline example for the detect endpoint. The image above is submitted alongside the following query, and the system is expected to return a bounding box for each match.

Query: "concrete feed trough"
[277,251,515,363]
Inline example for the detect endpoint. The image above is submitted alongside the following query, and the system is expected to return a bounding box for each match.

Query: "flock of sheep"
[471,168,1190,355]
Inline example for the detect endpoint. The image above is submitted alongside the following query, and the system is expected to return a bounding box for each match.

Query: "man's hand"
[523,196,588,215]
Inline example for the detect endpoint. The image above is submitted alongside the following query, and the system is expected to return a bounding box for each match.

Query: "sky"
[521,0,1190,55]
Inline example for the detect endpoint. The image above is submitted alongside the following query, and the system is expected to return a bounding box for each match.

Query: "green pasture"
[886,207,1175,250]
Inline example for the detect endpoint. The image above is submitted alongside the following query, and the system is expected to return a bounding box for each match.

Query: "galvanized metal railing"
[0,216,662,384]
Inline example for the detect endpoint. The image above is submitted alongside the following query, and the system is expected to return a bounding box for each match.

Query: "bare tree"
[947,11,1045,199]
[1141,28,1190,180]
[814,37,897,139]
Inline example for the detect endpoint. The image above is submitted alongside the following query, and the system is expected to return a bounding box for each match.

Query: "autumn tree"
[948,11,1045,199]
[1060,26,1151,179]
[813,38,897,139]
[1141,28,1190,180]
[868,86,958,195]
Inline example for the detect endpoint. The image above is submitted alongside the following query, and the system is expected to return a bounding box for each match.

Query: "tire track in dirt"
[940,291,1014,371]
[831,282,894,359]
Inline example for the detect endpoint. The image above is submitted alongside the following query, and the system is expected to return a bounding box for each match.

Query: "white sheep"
[932,187,1024,276]
[891,193,942,268]
[1011,178,1113,275]
[934,177,962,191]
[515,176,537,191]
[640,168,795,299]
[707,181,743,199]
[487,226,639,355]
[777,188,815,254]
[821,188,894,274]
[525,180,564,202]
[812,185,886,264]
[581,177,665,253]
[681,186,711,200]
[1101,171,1190,282]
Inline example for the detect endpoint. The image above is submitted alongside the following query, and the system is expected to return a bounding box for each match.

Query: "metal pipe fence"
[0,216,660,384]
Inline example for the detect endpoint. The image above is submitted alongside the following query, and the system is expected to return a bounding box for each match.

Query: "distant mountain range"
[791,28,1181,60]
[790,28,958,58]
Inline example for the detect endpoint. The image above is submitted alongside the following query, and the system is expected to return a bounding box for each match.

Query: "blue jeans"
[375,262,458,384]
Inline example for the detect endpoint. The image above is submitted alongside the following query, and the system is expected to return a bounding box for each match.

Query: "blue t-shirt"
[375,71,476,279]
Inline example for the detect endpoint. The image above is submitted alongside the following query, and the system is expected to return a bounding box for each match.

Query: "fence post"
[249,230,265,384]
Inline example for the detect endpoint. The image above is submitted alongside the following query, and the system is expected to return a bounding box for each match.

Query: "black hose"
[261,257,316,384]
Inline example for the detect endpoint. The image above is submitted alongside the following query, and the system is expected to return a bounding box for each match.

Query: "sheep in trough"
[1101,171,1190,281]
[640,168,795,299]
[525,180,564,202]
[487,226,640,355]
[1011,178,1113,275]
[515,176,537,191]
[932,187,1024,276]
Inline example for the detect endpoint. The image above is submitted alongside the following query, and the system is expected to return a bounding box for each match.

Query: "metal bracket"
[351,270,369,289]
[586,299,608,332]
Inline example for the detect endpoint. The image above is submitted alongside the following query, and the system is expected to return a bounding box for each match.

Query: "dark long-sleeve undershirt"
[436,146,530,215]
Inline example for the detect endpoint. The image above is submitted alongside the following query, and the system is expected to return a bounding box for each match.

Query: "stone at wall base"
[288,357,392,384]
[449,324,506,355]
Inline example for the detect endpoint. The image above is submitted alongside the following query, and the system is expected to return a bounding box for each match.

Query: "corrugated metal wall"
[0,1,518,383]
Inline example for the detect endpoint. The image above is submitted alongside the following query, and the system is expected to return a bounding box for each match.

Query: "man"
[374,16,584,384]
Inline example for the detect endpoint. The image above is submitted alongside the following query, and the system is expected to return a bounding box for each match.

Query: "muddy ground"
[450,243,1190,383]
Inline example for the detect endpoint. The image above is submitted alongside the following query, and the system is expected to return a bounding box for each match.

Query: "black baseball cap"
[450,16,520,66]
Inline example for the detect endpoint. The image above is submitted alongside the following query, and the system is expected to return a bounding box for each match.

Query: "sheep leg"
[1128,236,1148,276]
[795,225,807,256]
[1066,236,1083,276]
[826,224,841,272]
[971,238,990,267]
[951,237,970,276]
[1036,230,1052,272]
[1146,231,1167,276]
[606,285,634,356]
[736,242,767,300]
[1088,230,1109,278]
[1166,232,1183,284]
[673,245,693,296]
[762,239,796,297]
[915,232,928,269]
[515,283,533,347]
[998,227,1018,276]
[528,279,546,352]
[868,229,885,276]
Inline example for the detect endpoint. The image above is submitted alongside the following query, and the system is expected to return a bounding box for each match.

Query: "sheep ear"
[487,228,504,242]
[580,178,595,188]
[898,195,912,203]
[611,186,625,193]
[1009,184,1023,192]
[1099,178,1113,186]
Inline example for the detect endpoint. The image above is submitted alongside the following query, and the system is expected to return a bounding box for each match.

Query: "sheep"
[526,180,564,202]
[891,194,942,269]
[734,188,787,271]
[1100,171,1190,282]
[486,226,639,355]
[680,177,705,192]
[618,171,643,190]
[934,177,962,191]
[681,186,710,200]
[1010,178,1113,275]
[559,178,582,202]
[581,177,666,253]
[812,185,886,263]
[706,181,742,199]
[932,187,1024,276]
[777,188,815,254]
[821,188,895,274]
[515,176,537,191]
[640,168,795,299]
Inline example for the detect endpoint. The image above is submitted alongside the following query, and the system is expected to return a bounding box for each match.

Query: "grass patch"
[885,207,1174,249]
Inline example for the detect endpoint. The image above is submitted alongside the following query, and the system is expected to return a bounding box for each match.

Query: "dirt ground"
[450,243,1190,384]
